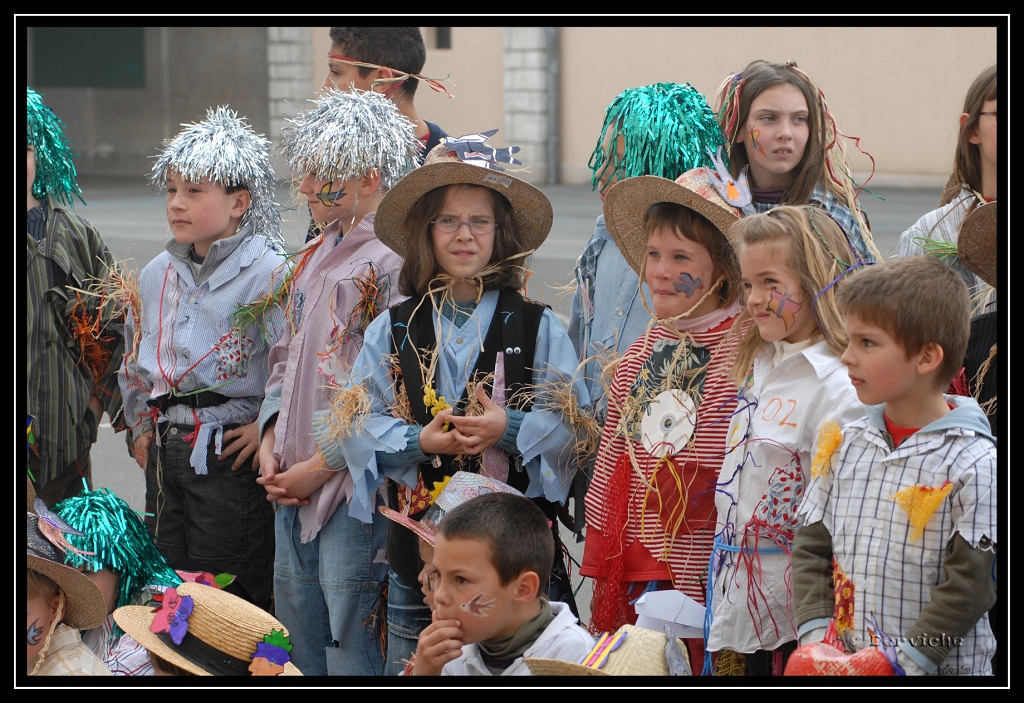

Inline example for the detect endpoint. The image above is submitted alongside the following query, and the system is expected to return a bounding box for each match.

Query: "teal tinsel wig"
[27,87,84,207]
[54,487,181,615]
[589,82,727,194]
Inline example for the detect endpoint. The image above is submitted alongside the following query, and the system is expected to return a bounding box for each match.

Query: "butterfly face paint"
[27,620,42,646]
[673,272,703,297]
[748,125,767,157]
[739,241,819,344]
[459,593,496,617]
[766,288,802,330]
[317,181,346,207]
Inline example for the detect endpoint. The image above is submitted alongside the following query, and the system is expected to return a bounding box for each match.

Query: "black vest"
[385,289,546,585]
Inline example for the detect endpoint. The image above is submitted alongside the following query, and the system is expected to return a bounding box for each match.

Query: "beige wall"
[307,26,996,185]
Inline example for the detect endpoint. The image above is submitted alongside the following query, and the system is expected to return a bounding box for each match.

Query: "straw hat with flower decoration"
[114,581,302,676]
[602,166,742,278]
[374,129,553,256]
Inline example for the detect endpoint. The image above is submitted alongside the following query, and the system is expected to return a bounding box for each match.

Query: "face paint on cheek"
[673,272,703,297]
[748,125,766,157]
[27,620,43,646]
[765,288,802,329]
[317,182,346,207]
[459,593,496,617]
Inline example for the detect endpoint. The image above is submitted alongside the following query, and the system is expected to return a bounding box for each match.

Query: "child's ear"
[915,341,945,377]
[359,170,382,196]
[961,112,981,145]
[229,189,251,219]
[512,570,540,604]
[50,592,63,619]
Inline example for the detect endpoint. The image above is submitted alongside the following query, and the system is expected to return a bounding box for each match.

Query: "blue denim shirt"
[569,215,654,425]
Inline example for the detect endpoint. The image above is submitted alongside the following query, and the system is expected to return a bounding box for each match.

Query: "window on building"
[33,27,145,88]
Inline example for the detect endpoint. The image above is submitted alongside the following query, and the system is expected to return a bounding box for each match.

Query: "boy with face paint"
[412,491,594,676]
[256,88,421,677]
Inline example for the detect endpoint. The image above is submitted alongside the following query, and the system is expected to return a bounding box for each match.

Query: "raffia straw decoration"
[914,236,960,261]
[322,382,372,446]
[974,343,997,417]
[383,352,416,425]
[522,364,602,475]
[69,257,140,362]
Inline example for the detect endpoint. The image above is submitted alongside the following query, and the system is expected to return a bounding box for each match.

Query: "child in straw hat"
[114,581,302,676]
[418,492,594,676]
[255,87,421,677]
[580,167,745,673]
[568,82,728,539]
[27,509,110,676]
[330,131,593,674]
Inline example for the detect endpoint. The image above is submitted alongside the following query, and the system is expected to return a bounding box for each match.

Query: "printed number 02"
[761,397,798,428]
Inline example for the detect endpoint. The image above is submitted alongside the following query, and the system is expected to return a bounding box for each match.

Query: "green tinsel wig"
[588,82,727,194]
[27,87,84,208]
[54,487,181,615]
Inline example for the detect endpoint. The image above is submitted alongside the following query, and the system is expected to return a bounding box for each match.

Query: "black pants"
[144,422,275,612]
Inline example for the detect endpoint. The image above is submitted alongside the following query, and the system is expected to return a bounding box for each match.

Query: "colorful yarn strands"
[68,291,117,394]
[589,82,727,192]
[27,87,84,207]
[345,261,394,341]
[892,480,955,540]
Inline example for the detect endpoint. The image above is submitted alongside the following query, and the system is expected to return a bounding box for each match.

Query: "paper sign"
[633,589,706,640]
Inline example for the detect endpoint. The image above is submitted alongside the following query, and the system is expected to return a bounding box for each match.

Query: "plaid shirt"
[798,397,997,675]
[27,197,124,485]
[30,623,112,676]
[754,184,878,264]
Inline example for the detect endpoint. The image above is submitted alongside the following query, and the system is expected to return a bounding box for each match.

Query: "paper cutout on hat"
[707,147,754,215]
[34,497,93,558]
[177,570,235,590]
[581,630,627,669]
[150,587,194,645]
[442,130,522,172]
[633,589,706,640]
[663,621,692,676]
[249,630,293,676]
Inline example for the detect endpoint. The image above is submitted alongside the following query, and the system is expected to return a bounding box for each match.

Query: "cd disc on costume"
[640,390,697,456]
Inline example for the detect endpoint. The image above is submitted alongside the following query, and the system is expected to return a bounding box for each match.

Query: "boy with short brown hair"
[793,256,997,676]
[414,492,593,676]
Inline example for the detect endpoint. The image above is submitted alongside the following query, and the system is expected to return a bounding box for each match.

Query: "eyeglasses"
[980,111,997,123]
[430,217,498,235]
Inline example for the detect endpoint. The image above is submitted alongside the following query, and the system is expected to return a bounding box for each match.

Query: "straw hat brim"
[527,624,671,676]
[27,554,108,630]
[379,505,437,545]
[374,162,553,257]
[603,175,740,276]
[958,201,997,288]
[114,582,302,676]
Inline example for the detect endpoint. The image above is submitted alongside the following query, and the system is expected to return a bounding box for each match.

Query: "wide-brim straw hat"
[27,511,108,630]
[374,138,553,257]
[526,624,671,676]
[379,471,523,545]
[603,167,741,276]
[113,582,302,676]
[958,201,997,288]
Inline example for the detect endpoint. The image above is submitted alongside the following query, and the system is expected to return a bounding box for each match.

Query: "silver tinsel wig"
[27,87,83,207]
[150,106,283,249]
[281,88,420,190]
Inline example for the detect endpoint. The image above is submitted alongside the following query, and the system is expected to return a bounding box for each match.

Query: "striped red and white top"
[582,313,741,604]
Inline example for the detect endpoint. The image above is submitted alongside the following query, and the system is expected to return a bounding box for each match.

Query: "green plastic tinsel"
[588,82,727,193]
[27,87,84,208]
[54,487,181,633]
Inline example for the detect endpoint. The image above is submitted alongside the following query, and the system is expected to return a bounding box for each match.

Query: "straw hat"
[374,131,553,256]
[526,624,671,676]
[958,201,997,288]
[379,471,523,545]
[114,582,302,676]
[602,167,741,276]
[26,511,108,630]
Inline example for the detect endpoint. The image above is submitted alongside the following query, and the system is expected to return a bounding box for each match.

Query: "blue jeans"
[273,500,388,676]
[384,569,433,676]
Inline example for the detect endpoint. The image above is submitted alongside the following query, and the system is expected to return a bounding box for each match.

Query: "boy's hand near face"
[449,385,507,455]
[412,611,464,676]
[219,422,262,470]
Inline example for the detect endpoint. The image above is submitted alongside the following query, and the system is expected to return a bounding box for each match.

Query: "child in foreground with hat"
[792,256,997,676]
[255,88,421,676]
[379,471,526,675]
[114,581,302,676]
[27,510,110,676]
[569,82,727,537]
[328,131,592,675]
[119,106,287,614]
[415,492,594,675]
[580,166,745,673]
